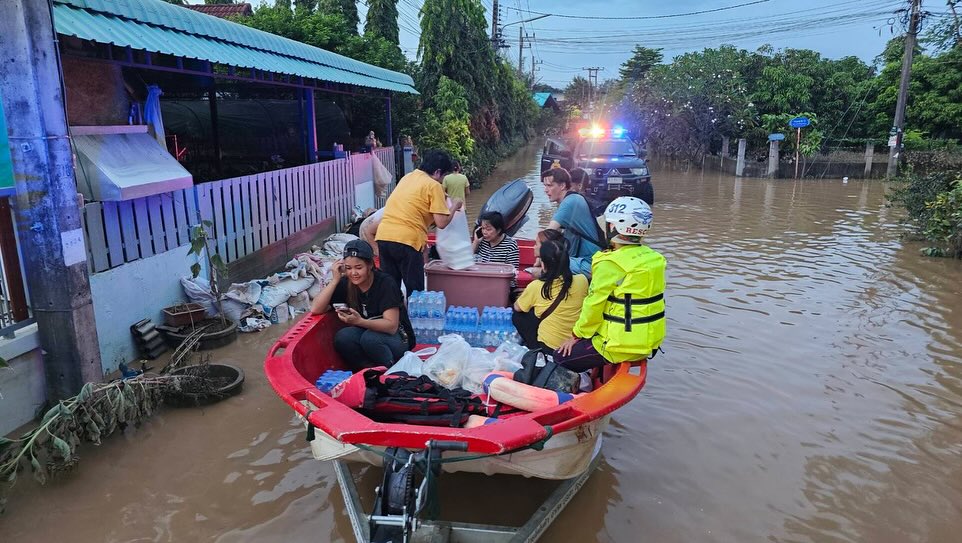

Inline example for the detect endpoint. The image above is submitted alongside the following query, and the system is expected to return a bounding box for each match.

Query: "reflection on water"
[2,145,962,542]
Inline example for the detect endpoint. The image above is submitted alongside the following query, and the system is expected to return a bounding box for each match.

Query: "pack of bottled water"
[443,306,481,346]
[408,290,446,344]
[479,306,520,347]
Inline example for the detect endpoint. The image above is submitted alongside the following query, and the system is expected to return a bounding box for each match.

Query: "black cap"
[343,239,374,260]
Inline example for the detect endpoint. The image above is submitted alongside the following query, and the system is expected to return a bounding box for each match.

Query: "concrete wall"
[702,155,886,179]
[61,57,128,126]
[0,324,45,436]
[89,243,196,375]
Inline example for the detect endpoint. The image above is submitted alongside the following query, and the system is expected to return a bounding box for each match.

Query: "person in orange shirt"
[375,150,462,293]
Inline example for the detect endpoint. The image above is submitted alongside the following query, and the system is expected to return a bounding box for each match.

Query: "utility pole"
[1,0,103,397]
[582,67,603,114]
[518,30,532,75]
[531,55,542,87]
[887,0,923,177]
[519,27,524,73]
[491,0,500,41]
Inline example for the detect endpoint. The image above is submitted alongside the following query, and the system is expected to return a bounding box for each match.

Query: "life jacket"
[329,367,486,427]
[574,245,666,363]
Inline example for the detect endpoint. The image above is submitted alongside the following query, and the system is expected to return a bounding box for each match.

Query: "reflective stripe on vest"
[603,292,665,332]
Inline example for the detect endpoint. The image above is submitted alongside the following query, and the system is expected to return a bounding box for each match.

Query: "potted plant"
[161,302,207,327]
[162,220,238,350]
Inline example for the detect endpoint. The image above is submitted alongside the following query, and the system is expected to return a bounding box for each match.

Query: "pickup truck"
[541,135,653,214]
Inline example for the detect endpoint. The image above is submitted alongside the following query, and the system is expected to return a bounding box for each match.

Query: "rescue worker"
[553,197,666,371]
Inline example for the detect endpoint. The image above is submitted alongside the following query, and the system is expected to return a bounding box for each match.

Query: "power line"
[502,0,772,20]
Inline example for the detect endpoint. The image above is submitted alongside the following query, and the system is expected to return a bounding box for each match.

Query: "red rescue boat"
[264,312,646,460]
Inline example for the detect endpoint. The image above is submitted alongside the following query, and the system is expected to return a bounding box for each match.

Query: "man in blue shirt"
[542,168,604,276]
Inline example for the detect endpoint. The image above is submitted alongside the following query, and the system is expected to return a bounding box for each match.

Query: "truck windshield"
[578,139,636,157]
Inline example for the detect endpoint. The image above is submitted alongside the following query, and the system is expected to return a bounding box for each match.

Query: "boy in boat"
[553,197,666,371]
[541,168,604,277]
[376,150,463,293]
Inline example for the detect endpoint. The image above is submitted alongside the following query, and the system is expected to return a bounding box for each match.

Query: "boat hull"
[306,406,609,479]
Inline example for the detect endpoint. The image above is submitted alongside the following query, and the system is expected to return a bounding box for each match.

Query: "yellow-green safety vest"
[572,244,666,363]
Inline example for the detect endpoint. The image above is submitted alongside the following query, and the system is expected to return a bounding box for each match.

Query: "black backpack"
[359,369,486,427]
[512,349,582,394]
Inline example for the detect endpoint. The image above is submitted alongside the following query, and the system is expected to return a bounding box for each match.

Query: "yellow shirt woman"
[515,274,589,350]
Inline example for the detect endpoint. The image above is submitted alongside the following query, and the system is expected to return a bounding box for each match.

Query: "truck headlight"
[630,167,649,176]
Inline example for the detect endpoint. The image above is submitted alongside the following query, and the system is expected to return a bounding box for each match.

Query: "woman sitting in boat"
[472,211,520,281]
[554,197,666,371]
[513,238,589,351]
[310,239,415,371]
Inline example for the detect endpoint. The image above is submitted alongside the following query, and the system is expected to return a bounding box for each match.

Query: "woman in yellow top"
[554,197,666,372]
[513,238,589,350]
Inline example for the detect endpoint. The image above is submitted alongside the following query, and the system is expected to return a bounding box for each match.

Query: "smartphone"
[333,303,348,311]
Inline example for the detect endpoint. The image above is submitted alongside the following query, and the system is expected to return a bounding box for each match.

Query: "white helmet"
[604,197,652,244]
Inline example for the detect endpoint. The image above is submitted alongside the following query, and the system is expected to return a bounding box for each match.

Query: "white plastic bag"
[435,210,475,270]
[461,348,498,394]
[493,341,526,373]
[423,334,472,388]
[386,351,426,376]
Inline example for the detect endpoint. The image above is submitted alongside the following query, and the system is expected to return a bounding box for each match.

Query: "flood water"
[3,143,962,542]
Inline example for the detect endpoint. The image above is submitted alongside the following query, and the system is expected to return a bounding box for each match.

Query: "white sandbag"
[322,233,359,257]
[258,276,315,310]
[287,291,311,312]
[270,302,291,324]
[220,298,249,323]
[225,281,262,305]
[372,155,394,197]
[180,276,218,317]
[307,279,322,299]
[435,210,474,270]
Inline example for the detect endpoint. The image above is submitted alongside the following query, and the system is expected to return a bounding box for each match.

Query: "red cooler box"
[424,261,516,310]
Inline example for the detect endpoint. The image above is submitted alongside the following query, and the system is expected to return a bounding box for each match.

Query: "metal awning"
[52,0,418,94]
[71,126,192,201]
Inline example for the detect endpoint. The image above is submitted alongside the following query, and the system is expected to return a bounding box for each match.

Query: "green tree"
[619,45,663,82]
[564,76,592,111]
[365,0,399,46]
[419,76,475,161]
[317,0,359,34]
[418,0,495,104]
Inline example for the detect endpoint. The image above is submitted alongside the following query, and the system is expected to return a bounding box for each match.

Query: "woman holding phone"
[472,211,520,287]
[310,239,415,370]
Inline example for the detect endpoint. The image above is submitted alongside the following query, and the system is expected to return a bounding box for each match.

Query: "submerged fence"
[82,148,396,274]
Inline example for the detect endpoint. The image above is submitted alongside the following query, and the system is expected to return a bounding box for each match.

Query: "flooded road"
[3,143,962,542]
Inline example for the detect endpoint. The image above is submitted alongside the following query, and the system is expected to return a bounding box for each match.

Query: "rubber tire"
[386,464,414,515]
[163,320,239,350]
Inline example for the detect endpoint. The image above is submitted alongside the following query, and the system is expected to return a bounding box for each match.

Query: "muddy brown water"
[3,144,962,542]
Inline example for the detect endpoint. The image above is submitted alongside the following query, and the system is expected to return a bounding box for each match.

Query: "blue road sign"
[768,133,786,141]
[789,116,810,128]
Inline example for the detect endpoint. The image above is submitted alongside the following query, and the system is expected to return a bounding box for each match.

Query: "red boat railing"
[264,312,647,454]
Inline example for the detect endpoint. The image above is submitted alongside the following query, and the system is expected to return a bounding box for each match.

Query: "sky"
[241,0,922,88]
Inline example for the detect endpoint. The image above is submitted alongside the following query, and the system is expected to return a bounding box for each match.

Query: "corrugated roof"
[53,0,416,94]
[533,92,552,107]
[186,3,253,19]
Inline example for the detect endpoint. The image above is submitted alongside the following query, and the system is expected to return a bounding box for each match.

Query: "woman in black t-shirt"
[310,240,415,371]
